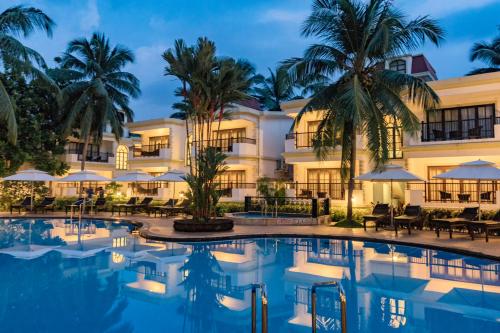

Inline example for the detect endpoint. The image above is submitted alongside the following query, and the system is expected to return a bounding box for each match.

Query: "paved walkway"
[1,212,499,260]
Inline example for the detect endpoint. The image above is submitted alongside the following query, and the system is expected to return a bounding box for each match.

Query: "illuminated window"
[389,59,406,74]
[116,145,128,170]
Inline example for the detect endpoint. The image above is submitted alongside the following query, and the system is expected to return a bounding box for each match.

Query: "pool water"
[0,218,499,333]
[232,211,312,218]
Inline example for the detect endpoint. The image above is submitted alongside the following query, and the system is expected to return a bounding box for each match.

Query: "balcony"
[66,149,114,163]
[420,116,500,142]
[132,144,170,158]
[286,132,321,149]
[192,137,256,154]
[285,182,362,200]
[407,182,498,204]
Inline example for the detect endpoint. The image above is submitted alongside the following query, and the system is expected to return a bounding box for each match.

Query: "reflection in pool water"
[0,218,498,333]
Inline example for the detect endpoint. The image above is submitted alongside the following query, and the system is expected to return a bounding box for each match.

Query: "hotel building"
[57,55,500,209]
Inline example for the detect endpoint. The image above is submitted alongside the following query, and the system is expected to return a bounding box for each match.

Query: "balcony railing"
[132,144,168,157]
[420,116,500,142]
[286,182,362,200]
[286,131,340,149]
[67,149,114,163]
[192,137,256,153]
[216,182,256,197]
[407,182,497,203]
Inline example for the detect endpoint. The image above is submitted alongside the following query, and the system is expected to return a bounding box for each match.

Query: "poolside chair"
[457,193,470,203]
[432,207,478,239]
[362,203,390,231]
[130,197,154,214]
[157,199,190,217]
[86,197,107,214]
[394,205,423,236]
[112,197,138,216]
[148,199,178,217]
[34,197,56,214]
[466,210,500,242]
[65,198,84,215]
[10,196,33,214]
[439,191,452,201]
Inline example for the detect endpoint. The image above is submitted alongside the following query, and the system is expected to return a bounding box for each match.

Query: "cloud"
[149,16,168,31]
[79,0,100,32]
[397,0,499,18]
[258,9,308,24]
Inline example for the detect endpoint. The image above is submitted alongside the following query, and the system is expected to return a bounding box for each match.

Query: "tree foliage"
[468,30,500,75]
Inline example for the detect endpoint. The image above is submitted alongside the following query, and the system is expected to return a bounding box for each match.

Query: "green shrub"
[216,202,244,216]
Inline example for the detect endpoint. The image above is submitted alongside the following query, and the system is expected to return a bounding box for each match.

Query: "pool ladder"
[311,281,347,333]
[251,281,347,333]
[260,199,278,218]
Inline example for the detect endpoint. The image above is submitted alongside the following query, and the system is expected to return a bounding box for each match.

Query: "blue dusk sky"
[2,0,500,120]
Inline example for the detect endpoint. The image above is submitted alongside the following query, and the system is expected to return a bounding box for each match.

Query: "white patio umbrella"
[433,160,500,221]
[355,164,424,225]
[3,169,56,210]
[152,169,186,199]
[113,171,153,197]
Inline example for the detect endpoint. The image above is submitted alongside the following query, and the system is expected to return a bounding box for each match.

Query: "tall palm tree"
[284,0,444,222]
[467,32,500,75]
[0,5,55,143]
[54,32,140,171]
[253,67,295,111]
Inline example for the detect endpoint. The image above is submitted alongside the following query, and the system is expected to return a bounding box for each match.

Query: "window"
[216,170,246,185]
[387,120,403,159]
[389,59,406,73]
[115,145,128,170]
[423,104,495,141]
[149,135,169,148]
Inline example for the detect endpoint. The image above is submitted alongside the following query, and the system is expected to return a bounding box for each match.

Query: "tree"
[467,31,500,75]
[0,5,55,144]
[54,32,140,171]
[163,38,254,222]
[284,0,444,223]
[0,71,68,177]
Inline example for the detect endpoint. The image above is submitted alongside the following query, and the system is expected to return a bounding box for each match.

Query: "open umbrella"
[434,160,500,221]
[152,169,186,199]
[3,169,56,210]
[356,164,424,225]
[113,171,153,197]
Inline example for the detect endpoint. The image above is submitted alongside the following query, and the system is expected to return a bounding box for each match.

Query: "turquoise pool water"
[0,218,498,333]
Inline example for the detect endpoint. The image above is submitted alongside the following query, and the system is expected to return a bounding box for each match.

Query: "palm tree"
[283,0,444,223]
[467,32,500,75]
[54,32,140,171]
[253,67,295,111]
[0,5,55,143]
[163,37,254,222]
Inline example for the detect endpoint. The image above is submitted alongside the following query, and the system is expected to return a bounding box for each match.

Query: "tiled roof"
[411,54,437,78]
[235,98,262,111]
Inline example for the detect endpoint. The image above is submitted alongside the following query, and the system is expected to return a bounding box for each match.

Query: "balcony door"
[214,128,246,151]
[216,170,246,187]
[307,168,341,198]
[148,135,169,149]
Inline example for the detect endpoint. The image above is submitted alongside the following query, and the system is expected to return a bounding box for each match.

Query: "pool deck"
[1,212,499,260]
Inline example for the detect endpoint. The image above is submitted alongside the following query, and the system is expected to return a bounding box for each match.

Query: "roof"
[411,54,437,79]
[235,98,262,111]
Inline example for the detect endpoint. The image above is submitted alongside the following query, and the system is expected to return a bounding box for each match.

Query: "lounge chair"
[130,197,154,214]
[65,198,85,215]
[157,200,190,217]
[10,196,33,214]
[362,204,390,231]
[439,191,452,201]
[394,205,423,236]
[148,199,178,217]
[112,197,138,216]
[432,207,478,239]
[466,211,500,242]
[34,197,56,214]
[86,197,107,214]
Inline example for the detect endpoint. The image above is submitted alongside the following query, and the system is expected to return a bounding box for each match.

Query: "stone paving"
[1,212,499,259]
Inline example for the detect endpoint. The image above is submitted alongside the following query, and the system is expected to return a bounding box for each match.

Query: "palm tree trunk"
[80,135,90,171]
[346,130,356,224]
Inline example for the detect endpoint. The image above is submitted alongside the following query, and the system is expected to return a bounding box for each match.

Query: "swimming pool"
[0,218,498,333]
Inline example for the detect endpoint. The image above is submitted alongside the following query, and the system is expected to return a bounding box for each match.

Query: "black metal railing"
[244,196,330,218]
[132,144,168,157]
[67,150,114,163]
[421,116,500,142]
[286,182,362,200]
[407,182,497,203]
[192,137,256,153]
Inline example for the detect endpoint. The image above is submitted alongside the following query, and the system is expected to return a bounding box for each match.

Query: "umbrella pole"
[478,180,481,221]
